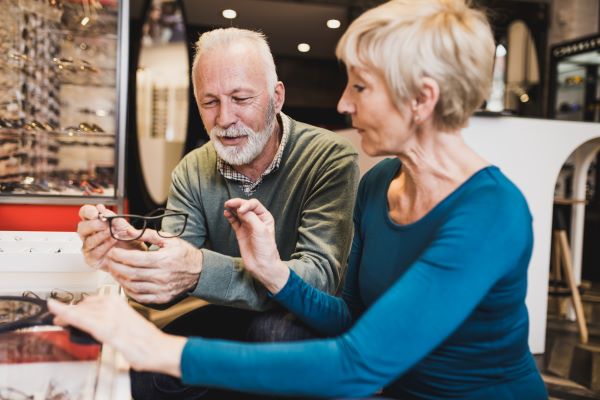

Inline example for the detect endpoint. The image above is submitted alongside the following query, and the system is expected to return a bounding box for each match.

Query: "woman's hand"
[224,198,290,294]
[47,295,186,377]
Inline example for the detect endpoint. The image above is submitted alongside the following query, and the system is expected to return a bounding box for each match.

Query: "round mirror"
[136,0,189,205]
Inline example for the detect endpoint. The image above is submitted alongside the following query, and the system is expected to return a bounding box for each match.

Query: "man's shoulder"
[171,141,219,183]
[176,141,217,169]
[288,118,357,156]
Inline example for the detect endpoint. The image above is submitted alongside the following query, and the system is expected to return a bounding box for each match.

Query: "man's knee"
[246,310,317,342]
[130,370,208,400]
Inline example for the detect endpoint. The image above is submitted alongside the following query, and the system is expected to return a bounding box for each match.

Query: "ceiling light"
[326,19,341,29]
[495,44,507,57]
[297,43,310,53]
[222,9,237,19]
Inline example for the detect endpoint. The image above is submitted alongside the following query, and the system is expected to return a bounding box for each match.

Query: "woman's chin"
[361,143,382,157]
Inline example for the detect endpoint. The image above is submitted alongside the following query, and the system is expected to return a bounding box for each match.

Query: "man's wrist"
[185,247,203,292]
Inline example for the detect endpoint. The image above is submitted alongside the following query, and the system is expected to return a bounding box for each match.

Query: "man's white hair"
[192,28,278,98]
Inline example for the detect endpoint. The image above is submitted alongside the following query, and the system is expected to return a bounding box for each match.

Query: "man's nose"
[216,101,237,128]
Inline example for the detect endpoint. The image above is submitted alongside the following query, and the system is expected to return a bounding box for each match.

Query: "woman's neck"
[387,127,489,225]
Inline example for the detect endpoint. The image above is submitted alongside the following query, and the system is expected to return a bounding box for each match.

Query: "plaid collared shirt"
[217,113,291,196]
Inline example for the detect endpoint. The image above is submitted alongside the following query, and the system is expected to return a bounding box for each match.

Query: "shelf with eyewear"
[0,0,128,206]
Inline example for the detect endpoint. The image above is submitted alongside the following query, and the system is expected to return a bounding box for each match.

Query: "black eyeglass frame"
[0,295,52,333]
[99,208,189,242]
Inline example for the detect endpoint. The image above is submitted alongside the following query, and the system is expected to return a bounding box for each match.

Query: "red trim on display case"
[0,203,124,231]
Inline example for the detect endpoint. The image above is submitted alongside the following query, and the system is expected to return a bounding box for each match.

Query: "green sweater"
[165,116,359,311]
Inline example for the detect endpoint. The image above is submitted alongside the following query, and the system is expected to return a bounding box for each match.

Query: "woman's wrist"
[150,332,187,378]
[264,261,290,295]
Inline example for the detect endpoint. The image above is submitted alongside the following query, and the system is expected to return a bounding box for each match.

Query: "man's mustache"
[212,125,253,138]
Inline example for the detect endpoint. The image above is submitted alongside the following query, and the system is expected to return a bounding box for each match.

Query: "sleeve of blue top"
[181,185,533,398]
[273,207,366,336]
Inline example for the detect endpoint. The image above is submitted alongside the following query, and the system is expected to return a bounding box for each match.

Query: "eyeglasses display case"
[0,0,128,209]
[0,230,130,399]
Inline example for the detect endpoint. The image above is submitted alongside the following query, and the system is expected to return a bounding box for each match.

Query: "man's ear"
[415,77,440,121]
[273,81,285,113]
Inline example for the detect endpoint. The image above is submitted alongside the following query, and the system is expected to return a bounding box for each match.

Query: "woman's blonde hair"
[336,0,494,130]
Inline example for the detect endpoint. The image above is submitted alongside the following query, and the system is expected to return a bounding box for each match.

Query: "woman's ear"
[414,77,440,123]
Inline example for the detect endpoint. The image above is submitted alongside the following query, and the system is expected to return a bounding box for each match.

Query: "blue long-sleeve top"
[181,159,548,399]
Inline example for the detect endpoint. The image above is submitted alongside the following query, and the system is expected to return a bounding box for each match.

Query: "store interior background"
[127,0,600,277]
[0,0,599,397]
[125,1,600,396]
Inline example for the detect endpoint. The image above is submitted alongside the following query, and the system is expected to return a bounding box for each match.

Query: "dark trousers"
[130,304,319,400]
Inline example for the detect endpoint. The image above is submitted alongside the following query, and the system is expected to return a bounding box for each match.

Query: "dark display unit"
[549,34,600,122]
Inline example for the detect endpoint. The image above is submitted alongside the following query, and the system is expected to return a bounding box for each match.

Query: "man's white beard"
[210,100,277,166]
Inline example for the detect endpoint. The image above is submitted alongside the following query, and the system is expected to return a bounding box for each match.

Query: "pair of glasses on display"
[0,294,97,345]
[99,208,188,241]
[0,381,71,400]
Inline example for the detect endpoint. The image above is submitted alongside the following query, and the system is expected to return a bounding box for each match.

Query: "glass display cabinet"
[549,34,600,123]
[0,0,129,209]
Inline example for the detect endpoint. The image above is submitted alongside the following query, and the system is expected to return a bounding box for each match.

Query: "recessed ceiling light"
[495,44,507,57]
[297,43,311,53]
[326,19,341,29]
[222,9,237,19]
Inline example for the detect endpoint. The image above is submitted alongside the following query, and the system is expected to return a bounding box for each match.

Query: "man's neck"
[233,118,282,181]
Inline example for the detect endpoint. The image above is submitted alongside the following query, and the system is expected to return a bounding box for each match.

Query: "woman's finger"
[224,209,241,231]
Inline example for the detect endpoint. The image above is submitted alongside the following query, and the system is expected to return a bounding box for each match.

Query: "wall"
[338,116,600,354]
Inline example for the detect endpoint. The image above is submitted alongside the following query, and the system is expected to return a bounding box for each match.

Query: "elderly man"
[77,28,358,398]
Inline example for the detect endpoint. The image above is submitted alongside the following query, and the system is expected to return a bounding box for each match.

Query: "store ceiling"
[130,0,551,60]
[131,0,350,59]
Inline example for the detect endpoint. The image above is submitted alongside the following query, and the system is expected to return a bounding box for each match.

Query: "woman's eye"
[353,84,365,93]
[202,100,217,107]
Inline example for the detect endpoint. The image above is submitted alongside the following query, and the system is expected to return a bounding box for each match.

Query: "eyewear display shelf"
[0,231,130,399]
[0,0,129,213]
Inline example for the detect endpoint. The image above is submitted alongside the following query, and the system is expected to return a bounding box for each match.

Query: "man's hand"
[77,204,144,271]
[48,295,186,377]
[224,198,289,294]
[105,230,203,304]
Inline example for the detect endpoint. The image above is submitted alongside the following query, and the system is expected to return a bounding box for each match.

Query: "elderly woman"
[49,0,547,398]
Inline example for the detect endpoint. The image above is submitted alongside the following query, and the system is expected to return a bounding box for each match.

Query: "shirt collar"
[217,112,291,195]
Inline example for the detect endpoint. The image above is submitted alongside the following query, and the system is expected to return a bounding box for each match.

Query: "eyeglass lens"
[108,211,186,241]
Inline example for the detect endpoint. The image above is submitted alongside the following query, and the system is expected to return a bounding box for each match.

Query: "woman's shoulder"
[456,166,531,220]
[357,158,400,198]
[361,158,400,185]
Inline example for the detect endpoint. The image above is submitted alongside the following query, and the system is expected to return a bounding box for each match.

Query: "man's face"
[194,44,283,166]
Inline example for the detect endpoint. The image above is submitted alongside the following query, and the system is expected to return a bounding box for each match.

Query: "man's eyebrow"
[228,87,257,96]
[201,88,258,98]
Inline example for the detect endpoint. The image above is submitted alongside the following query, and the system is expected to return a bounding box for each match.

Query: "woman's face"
[337,66,412,157]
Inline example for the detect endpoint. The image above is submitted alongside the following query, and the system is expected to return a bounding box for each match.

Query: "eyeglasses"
[0,386,34,400]
[99,208,188,241]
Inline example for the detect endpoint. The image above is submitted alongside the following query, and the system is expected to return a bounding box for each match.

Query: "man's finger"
[109,247,160,268]
[120,280,164,296]
[77,218,109,238]
[107,259,158,281]
[137,229,165,246]
[79,204,100,220]
[82,229,113,252]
